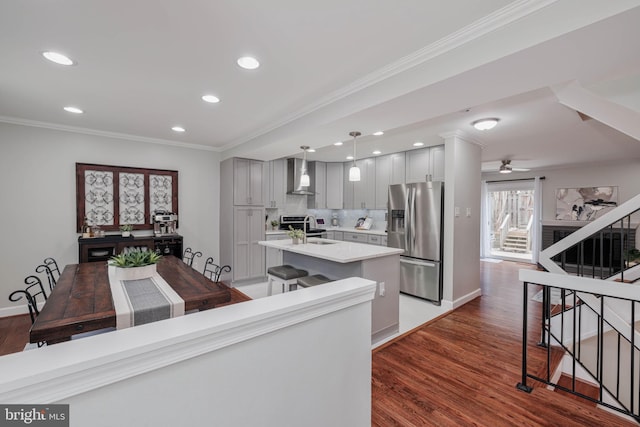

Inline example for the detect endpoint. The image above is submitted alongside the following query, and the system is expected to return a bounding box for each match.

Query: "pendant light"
[348,131,361,182]
[300,145,310,187]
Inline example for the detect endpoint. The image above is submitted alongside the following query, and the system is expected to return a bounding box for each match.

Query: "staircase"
[502,229,529,253]
[517,192,640,423]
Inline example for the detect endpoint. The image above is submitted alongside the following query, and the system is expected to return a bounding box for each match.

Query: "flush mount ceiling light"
[171,126,186,132]
[413,141,424,147]
[300,146,310,187]
[334,141,343,146]
[373,150,381,155]
[202,94,220,103]
[346,155,354,160]
[237,56,260,70]
[63,106,83,114]
[42,51,74,66]
[472,118,499,131]
[372,131,384,136]
[348,131,361,182]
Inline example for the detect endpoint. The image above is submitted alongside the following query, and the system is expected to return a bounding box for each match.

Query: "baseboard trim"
[0,304,30,318]
[443,287,482,310]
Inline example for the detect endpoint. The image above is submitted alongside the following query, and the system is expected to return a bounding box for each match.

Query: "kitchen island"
[259,237,403,344]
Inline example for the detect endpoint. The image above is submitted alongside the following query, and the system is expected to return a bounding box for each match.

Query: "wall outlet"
[379,281,385,296]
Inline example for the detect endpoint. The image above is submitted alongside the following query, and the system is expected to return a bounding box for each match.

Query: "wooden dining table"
[30,255,251,345]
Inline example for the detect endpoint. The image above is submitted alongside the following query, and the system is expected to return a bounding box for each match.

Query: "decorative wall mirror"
[76,163,178,232]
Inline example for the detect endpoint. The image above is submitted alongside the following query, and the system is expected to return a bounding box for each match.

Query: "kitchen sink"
[307,240,337,245]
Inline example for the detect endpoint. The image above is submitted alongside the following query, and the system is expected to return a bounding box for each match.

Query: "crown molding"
[223,0,559,151]
[439,129,485,147]
[0,116,218,152]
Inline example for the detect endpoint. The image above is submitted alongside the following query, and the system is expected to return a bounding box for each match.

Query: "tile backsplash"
[265,195,387,231]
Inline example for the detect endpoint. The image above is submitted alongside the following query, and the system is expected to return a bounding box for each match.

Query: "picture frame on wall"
[555,186,618,221]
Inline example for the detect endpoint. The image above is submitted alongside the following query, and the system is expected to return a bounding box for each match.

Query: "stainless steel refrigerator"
[387,181,443,303]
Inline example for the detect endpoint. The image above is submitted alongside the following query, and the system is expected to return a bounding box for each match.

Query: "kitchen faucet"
[303,214,315,244]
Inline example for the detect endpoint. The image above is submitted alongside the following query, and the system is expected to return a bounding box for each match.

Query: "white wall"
[442,132,482,306]
[0,122,220,312]
[0,278,376,427]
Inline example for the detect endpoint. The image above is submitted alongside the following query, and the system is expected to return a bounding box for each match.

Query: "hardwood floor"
[1,261,636,425]
[372,260,636,426]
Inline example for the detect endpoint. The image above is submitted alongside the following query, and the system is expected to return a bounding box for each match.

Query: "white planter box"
[112,264,157,281]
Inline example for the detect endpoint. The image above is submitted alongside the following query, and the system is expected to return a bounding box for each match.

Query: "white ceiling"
[1,1,639,173]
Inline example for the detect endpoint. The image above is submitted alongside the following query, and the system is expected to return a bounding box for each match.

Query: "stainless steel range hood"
[287,158,314,195]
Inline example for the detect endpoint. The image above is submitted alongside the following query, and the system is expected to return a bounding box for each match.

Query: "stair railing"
[517,269,640,421]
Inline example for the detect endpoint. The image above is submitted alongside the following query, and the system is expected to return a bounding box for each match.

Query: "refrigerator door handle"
[410,187,417,250]
[400,258,436,268]
[404,189,411,251]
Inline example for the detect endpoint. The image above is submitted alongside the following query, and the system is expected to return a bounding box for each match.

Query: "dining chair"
[9,276,49,348]
[183,247,202,267]
[43,257,61,280]
[202,257,231,282]
[35,263,57,292]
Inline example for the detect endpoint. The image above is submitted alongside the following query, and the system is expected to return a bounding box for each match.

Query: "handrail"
[499,213,511,248]
[517,277,640,421]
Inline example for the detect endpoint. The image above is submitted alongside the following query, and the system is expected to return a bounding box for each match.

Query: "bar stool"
[267,265,308,296]
[297,274,332,288]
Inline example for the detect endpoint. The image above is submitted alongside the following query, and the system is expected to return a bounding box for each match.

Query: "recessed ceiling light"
[373,131,384,136]
[63,106,83,114]
[472,118,499,131]
[171,126,186,132]
[413,141,424,147]
[237,56,260,70]
[42,51,74,66]
[334,141,343,146]
[202,94,220,103]
[346,155,354,160]
[373,150,381,155]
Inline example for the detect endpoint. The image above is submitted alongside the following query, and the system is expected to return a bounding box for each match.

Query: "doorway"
[482,179,540,263]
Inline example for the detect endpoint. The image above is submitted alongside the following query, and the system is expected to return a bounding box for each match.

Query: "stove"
[279,215,327,237]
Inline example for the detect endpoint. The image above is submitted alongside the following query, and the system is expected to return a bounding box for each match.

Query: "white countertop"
[266,228,387,236]
[259,238,403,263]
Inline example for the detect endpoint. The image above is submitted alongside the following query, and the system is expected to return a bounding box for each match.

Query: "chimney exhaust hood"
[287,158,314,195]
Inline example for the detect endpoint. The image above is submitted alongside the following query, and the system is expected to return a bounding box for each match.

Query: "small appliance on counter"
[331,213,339,227]
[153,210,178,236]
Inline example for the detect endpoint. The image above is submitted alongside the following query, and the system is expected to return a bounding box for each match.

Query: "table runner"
[108,266,185,329]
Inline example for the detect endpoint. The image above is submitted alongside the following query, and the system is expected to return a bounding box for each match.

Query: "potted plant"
[270,219,279,230]
[286,226,305,244]
[120,223,133,237]
[109,249,162,280]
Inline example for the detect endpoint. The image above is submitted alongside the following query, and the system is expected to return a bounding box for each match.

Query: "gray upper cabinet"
[375,152,405,209]
[405,147,430,184]
[264,159,286,208]
[307,161,327,209]
[233,158,264,206]
[430,145,445,182]
[343,162,355,209]
[353,158,376,209]
[405,145,445,183]
[326,162,343,209]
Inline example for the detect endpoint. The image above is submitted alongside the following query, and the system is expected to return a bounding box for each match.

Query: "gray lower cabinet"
[343,232,368,243]
[232,207,266,282]
[367,234,383,245]
[327,230,343,241]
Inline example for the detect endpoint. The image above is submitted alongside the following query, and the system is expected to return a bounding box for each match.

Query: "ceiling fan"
[497,159,530,174]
